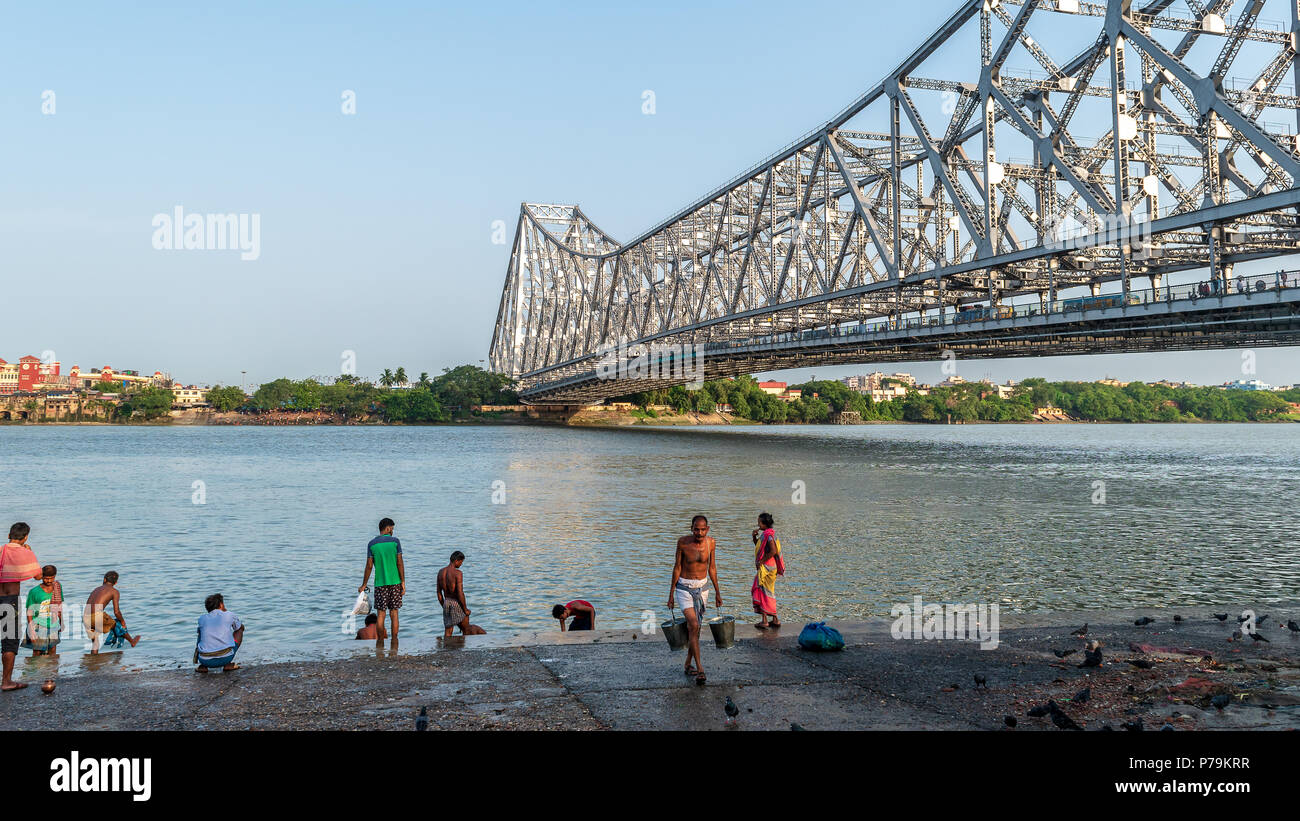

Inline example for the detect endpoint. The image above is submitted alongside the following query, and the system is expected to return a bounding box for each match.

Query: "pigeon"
[1288,620,1300,634]
[1004,715,1017,728]
[1027,701,1057,718]
[1173,615,1183,623]
[415,706,429,732]
[1053,649,1077,659]
[1071,623,1088,637]
[1074,686,1091,705]
[724,697,740,722]
[1079,646,1103,668]
[1212,613,1229,621]
[1258,614,1269,627]
[1128,658,1154,669]
[1248,632,1269,643]
[973,674,988,689]
[1160,723,1175,732]
[1121,718,1144,732]
[1134,617,1155,626]
[1050,706,1083,731]
[789,722,805,731]
[1231,629,1242,641]
[1210,694,1230,711]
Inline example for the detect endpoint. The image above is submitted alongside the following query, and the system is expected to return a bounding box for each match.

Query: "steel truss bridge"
[490,0,1300,403]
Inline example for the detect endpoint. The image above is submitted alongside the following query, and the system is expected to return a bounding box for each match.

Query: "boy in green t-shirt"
[24,565,63,654]
[360,518,405,639]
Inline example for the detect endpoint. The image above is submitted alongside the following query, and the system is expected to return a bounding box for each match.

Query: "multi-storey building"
[171,386,210,406]
[0,355,61,395]
[70,366,166,390]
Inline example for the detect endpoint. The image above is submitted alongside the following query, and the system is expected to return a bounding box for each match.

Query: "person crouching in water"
[751,512,784,630]
[84,570,142,653]
[552,600,595,631]
[355,613,385,640]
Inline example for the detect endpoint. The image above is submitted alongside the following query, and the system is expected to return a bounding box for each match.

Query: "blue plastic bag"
[797,621,845,651]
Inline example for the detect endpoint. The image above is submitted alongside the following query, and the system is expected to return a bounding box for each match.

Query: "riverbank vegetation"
[613,377,1300,424]
[19,365,1294,426]
[208,365,518,423]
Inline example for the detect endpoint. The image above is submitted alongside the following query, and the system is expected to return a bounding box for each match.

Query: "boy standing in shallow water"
[24,565,63,655]
[360,518,405,640]
[1,522,43,691]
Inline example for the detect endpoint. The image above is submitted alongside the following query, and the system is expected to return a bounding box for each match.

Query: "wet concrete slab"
[580,681,970,731]
[531,636,842,694]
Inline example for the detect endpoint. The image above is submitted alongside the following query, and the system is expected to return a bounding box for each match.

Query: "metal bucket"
[708,616,736,649]
[661,616,689,650]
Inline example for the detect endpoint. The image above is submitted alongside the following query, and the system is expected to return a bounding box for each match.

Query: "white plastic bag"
[351,586,372,616]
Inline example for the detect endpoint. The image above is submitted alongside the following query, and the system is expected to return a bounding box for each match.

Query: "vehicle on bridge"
[955,305,1015,323]
[1059,294,1142,313]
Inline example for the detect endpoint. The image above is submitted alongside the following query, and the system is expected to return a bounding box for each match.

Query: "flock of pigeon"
[405,612,1299,730]
[1008,611,1299,731]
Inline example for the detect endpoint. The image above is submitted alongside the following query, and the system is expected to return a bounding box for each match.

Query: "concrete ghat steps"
[5,604,1299,730]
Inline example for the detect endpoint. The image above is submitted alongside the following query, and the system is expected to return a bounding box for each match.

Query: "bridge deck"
[521,276,1300,403]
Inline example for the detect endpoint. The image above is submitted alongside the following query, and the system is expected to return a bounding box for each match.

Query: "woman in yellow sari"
[751,512,785,629]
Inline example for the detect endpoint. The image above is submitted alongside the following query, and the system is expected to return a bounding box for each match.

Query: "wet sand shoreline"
[6,603,1299,730]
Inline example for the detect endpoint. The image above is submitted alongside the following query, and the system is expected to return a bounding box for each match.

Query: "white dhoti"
[674,577,710,616]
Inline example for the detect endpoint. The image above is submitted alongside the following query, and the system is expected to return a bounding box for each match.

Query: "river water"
[1,423,1297,675]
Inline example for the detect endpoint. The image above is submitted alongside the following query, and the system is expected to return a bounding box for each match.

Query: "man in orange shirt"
[1,522,43,692]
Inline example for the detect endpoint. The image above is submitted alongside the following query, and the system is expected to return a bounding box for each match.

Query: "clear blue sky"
[3,0,1298,389]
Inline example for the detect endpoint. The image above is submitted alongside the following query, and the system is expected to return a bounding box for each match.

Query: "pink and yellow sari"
[751,529,785,616]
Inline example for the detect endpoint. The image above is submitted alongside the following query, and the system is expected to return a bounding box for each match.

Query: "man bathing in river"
[1,522,43,691]
[355,613,383,640]
[669,515,721,684]
[84,571,142,653]
[552,599,595,631]
[438,551,486,637]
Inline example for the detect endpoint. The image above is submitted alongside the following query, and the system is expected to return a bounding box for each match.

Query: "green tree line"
[207,366,518,423]
[612,377,1300,424]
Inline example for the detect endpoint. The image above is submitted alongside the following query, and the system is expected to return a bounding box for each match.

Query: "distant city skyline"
[761,347,1298,391]
[4,1,1299,389]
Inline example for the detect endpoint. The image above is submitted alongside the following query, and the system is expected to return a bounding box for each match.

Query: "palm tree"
[379,369,396,388]
[394,367,408,386]
[417,372,432,389]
